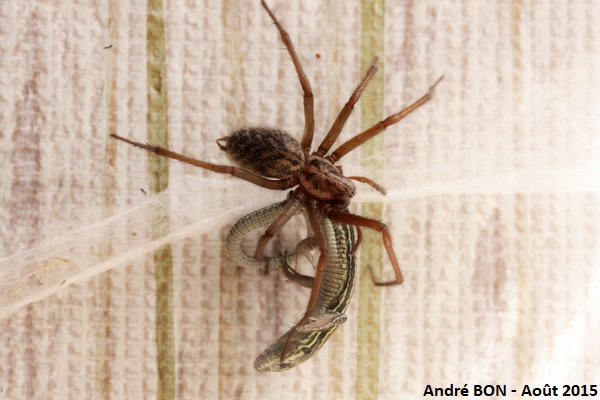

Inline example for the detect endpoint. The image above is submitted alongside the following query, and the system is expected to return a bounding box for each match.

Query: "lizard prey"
[226,199,357,372]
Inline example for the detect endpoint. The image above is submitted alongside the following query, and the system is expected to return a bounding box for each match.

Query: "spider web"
[1,81,599,319]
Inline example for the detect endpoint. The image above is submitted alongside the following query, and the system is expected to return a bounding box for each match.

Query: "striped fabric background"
[1,0,599,399]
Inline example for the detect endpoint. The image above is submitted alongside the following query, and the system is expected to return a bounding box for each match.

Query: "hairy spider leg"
[280,252,315,289]
[350,226,363,256]
[254,196,304,260]
[328,75,444,163]
[327,210,404,286]
[110,134,299,191]
[261,0,315,152]
[334,165,386,195]
[280,199,330,361]
[347,176,387,195]
[316,60,379,156]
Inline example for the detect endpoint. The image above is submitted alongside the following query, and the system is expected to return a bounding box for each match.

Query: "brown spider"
[112,0,441,342]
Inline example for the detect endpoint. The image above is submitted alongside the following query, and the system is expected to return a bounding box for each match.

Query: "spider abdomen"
[217,128,305,179]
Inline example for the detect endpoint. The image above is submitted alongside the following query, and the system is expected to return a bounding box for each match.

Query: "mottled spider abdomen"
[217,128,305,179]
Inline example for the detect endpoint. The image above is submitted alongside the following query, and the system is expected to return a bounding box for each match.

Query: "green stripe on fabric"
[357,0,385,399]
[96,0,119,397]
[218,1,244,396]
[146,0,174,398]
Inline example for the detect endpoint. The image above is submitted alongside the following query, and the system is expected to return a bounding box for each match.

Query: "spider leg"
[327,210,404,286]
[261,0,315,152]
[280,251,314,289]
[254,196,304,260]
[348,175,387,195]
[111,134,298,190]
[295,236,318,270]
[350,226,362,256]
[280,201,330,361]
[316,59,378,156]
[328,75,444,163]
[335,164,387,196]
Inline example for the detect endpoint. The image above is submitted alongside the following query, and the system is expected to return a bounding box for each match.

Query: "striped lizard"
[226,199,357,372]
